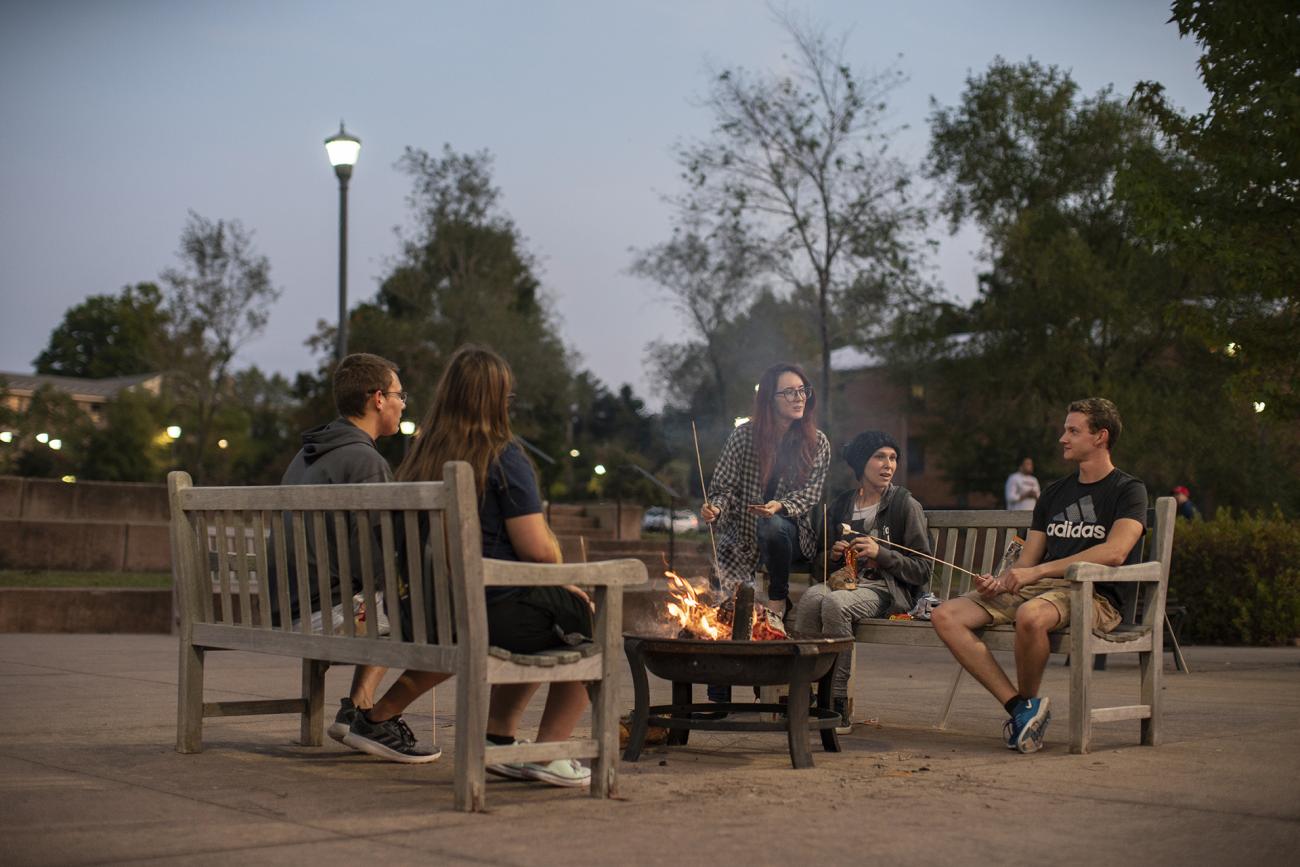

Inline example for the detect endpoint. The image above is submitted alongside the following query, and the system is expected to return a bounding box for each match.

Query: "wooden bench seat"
[846,496,1177,754]
[168,462,647,811]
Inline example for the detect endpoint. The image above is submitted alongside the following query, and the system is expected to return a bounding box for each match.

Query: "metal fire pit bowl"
[622,634,853,769]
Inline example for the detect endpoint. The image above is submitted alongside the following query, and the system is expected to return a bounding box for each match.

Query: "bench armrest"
[1063,561,1164,584]
[482,558,648,588]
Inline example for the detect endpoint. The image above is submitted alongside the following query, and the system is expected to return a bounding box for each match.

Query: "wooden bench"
[167,462,647,811]
[848,496,1177,754]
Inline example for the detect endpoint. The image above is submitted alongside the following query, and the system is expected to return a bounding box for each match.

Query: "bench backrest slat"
[403,510,428,645]
[429,513,453,647]
[291,512,313,635]
[310,511,333,635]
[177,482,450,512]
[377,511,403,643]
[253,511,272,629]
[271,511,291,631]
[233,511,254,626]
[356,511,379,639]
[330,511,352,637]
[214,512,234,623]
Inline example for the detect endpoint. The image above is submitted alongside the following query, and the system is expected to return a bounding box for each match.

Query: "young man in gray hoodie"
[269,352,447,763]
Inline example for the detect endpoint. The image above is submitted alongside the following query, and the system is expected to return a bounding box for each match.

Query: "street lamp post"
[324,122,361,364]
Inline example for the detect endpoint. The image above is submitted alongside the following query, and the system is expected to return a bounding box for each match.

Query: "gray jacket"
[269,418,392,624]
[825,484,933,615]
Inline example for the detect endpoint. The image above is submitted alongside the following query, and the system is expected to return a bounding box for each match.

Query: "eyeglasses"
[774,386,813,402]
[378,390,408,403]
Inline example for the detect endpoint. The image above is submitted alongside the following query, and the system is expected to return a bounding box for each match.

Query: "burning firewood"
[664,572,786,640]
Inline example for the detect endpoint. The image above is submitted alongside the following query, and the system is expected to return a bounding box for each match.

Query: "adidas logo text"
[1046,522,1107,540]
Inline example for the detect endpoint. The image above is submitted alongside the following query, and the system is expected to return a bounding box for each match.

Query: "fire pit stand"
[622,634,853,769]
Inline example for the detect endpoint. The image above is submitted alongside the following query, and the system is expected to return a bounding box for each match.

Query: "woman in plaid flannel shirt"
[702,362,831,618]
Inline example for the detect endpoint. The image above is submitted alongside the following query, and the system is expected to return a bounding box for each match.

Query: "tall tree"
[677,12,931,427]
[345,145,575,478]
[34,283,170,378]
[79,387,170,482]
[160,211,281,477]
[918,58,1297,513]
[1126,0,1300,420]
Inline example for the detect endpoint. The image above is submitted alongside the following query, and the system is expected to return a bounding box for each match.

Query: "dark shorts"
[486,586,594,654]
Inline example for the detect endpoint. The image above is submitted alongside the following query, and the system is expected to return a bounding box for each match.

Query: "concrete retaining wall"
[0,475,169,522]
[584,503,643,541]
[0,519,171,572]
[0,588,174,633]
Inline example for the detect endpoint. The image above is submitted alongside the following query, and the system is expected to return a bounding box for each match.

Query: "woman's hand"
[745,500,783,518]
[852,536,879,559]
[701,502,720,523]
[831,539,850,559]
[564,584,595,613]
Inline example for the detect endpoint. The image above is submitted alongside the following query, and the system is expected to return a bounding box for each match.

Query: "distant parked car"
[642,506,670,532]
[642,506,699,534]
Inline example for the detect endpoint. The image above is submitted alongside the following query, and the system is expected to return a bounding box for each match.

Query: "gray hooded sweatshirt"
[268,418,392,624]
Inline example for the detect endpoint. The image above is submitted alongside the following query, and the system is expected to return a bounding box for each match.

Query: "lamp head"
[325,121,361,179]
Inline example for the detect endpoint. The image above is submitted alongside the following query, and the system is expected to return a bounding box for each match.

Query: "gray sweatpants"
[792,581,890,697]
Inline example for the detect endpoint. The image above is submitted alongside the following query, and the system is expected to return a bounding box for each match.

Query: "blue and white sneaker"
[1003,697,1052,753]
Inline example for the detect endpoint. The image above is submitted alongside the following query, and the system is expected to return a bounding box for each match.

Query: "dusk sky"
[1,1,1208,407]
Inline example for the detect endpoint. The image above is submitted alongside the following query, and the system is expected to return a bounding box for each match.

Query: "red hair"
[751,362,819,489]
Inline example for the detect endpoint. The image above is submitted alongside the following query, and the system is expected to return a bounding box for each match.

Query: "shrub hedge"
[1169,509,1300,646]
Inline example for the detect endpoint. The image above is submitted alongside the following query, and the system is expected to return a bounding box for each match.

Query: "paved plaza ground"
[3,634,1298,866]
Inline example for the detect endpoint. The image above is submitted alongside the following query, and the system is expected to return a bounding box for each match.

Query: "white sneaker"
[517,758,592,788]
[485,738,531,780]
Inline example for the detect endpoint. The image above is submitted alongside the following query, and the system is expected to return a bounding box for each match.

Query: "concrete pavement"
[2,634,1298,866]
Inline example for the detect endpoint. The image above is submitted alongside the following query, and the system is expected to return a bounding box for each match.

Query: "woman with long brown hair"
[349,343,594,787]
[702,362,831,615]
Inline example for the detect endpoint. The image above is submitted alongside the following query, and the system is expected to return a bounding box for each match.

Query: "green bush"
[1170,510,1300,646]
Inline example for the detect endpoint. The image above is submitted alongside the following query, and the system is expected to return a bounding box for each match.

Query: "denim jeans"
[757,514,800,602]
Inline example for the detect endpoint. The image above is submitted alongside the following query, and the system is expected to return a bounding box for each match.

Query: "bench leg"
[590,674,618,799]
[176,641,204,753]
[1069,633,1092,755]
[936,665,964,730]
[300,659,327,746]
[454,674,488,812]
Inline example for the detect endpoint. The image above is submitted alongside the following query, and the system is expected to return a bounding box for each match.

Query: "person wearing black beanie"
[791,430,933,732]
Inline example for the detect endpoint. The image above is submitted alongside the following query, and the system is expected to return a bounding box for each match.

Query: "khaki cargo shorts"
[963,578,1122,634]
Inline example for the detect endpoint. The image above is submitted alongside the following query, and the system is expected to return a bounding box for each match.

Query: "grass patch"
[0,570,172,589]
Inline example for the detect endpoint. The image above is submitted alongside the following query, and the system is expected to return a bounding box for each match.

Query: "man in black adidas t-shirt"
[932,398,1148,754]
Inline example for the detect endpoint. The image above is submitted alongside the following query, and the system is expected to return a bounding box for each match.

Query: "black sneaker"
[327,698,359,743]
[342,712,442,764]
[833,696,853,735]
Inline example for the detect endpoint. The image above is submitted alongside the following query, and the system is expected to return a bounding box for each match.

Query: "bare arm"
[504,513,592,610]
[504,513,561,563]
[982,520,1145,594]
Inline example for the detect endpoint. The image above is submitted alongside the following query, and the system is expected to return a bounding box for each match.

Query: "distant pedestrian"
[1172,486,1201,520]
[1005,457,1041,511]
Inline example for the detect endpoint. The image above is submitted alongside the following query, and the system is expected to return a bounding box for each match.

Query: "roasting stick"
[872,535,980,578]
[823,503,829,583]
[842,525,977,579]
[690,419,721,573]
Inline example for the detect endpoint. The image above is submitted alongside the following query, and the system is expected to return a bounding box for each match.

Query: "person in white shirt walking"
[1005,457,1041,511]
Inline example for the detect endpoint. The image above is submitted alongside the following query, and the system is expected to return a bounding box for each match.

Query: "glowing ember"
[663,572,786,640]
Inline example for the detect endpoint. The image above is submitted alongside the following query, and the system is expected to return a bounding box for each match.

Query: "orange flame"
[665,572,726,639]
[663,571,787,640]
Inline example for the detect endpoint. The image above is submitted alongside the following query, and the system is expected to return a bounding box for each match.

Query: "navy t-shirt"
[481,441,544,599]
[1031,468,1148,608]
